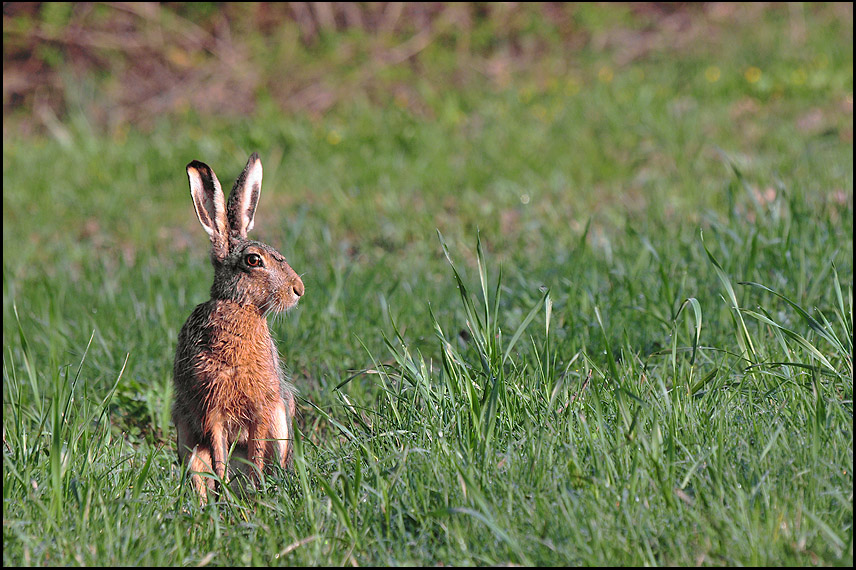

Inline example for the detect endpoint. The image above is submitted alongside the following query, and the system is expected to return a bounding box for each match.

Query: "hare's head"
[186,153,304,314]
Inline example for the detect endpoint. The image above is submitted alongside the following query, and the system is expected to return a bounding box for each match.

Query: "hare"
[172,152,304,502]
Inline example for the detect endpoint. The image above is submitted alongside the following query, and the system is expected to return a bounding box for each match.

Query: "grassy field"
[3,3,853,566]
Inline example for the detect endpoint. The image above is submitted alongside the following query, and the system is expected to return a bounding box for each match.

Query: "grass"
[3,4,853,566]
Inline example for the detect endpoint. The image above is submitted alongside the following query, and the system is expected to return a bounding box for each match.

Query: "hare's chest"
[202,331,281,416]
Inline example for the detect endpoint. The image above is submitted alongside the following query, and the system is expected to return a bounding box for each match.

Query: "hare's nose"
[292,277,305,298]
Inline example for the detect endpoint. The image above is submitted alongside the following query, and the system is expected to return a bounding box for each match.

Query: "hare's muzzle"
[279,261,304,310]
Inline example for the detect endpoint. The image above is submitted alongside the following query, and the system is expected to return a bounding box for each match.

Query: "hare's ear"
[227,152,263,238]
[187,160,229,261]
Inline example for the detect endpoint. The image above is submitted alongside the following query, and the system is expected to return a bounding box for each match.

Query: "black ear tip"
[248,152,260,163]
[187,160,209,172]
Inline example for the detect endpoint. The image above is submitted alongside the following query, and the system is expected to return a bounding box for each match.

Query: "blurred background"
[5,2,852,135]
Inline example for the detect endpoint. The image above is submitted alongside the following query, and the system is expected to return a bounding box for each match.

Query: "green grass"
[3,4,853,566]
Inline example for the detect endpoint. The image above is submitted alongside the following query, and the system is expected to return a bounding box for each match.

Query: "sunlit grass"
[2,5,853,566]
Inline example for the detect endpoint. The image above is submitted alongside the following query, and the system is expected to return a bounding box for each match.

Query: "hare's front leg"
[210,420,229,486]
[188,445,215,502]
[176,418,215,502]
[269,397,293,468]
[246,420,270,484]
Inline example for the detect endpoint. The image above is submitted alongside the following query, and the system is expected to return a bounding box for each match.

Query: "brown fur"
[172,153,303,502]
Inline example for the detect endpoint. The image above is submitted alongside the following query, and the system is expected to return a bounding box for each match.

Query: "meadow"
[2,3,853,565]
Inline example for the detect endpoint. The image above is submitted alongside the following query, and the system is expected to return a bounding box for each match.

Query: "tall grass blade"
[502,288,549,366]
[12,302,40,411]
[131,445,157,501]
[701,230,758,364]
[739,281,844,353]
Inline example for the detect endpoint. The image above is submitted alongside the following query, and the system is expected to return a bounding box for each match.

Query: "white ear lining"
[188,165,226,239]
[238,159,263,235]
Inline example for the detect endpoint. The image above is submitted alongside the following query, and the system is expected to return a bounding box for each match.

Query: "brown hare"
[172,152,304,502]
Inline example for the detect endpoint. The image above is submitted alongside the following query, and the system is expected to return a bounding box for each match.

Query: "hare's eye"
[245,253,263,267]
